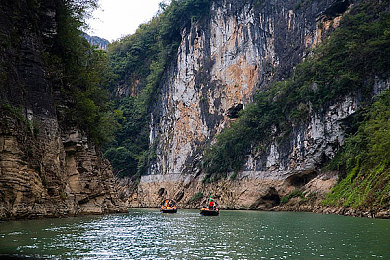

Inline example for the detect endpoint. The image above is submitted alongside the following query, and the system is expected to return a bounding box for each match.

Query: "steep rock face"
[0,0,125,220]
[244,95,357,176]
[130,0,363,208]
[150,0,352,175]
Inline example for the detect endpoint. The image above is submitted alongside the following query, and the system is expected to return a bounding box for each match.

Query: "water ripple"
[0,210,389,259]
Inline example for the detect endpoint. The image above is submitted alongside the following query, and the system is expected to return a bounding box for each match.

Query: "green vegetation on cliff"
[0,0,115,147]
[201,0,390,185]
[105,0,211,177]
[323,90,390,208]
[280,189,305,205]
[48,0,117,146]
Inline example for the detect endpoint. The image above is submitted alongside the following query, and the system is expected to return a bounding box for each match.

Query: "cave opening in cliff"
[287,171,317,187]
[158,188,166,197]
[261,187,281,206]
[227,104,244,119]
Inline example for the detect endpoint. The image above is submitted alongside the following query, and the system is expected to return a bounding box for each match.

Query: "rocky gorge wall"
[0,0,126,220]
[127,0,372,209]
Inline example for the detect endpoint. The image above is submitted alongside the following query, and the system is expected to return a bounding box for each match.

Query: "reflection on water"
[0,209,389,259]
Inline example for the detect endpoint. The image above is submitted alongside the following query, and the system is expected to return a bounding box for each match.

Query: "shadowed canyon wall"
[0,0,125,220]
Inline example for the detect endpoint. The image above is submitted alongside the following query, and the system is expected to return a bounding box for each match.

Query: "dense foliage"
[48,0,117,146]
[105,0,211,177]
[323,90,390,208]
[201,0,390,182]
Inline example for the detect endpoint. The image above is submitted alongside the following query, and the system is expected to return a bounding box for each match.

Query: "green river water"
[0,209,389,259]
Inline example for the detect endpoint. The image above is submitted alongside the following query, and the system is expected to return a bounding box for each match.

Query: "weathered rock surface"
[126,0,379,211]
[0,0,126,220]
[0,116,126,220]
[149,0,352,176]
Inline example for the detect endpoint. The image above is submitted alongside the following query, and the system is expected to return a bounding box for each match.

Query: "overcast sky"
[86,0,164,42]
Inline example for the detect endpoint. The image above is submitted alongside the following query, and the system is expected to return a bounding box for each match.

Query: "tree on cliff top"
[48,0,118,147]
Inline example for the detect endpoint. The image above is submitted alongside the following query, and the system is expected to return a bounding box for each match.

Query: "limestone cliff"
[127,0,381,209]
[0,0,126,220]
[150,0,351,176]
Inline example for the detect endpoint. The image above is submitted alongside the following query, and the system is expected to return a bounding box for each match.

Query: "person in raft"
[209,200,215,210]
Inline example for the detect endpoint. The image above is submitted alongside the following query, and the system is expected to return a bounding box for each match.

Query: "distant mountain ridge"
[83,33,110,50]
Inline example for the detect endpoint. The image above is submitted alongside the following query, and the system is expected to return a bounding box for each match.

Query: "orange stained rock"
[172,101,205,152]
[305,15,344,48]
[225,57,259,104]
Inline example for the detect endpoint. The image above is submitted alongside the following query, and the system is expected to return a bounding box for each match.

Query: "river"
[0,209,389,259]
